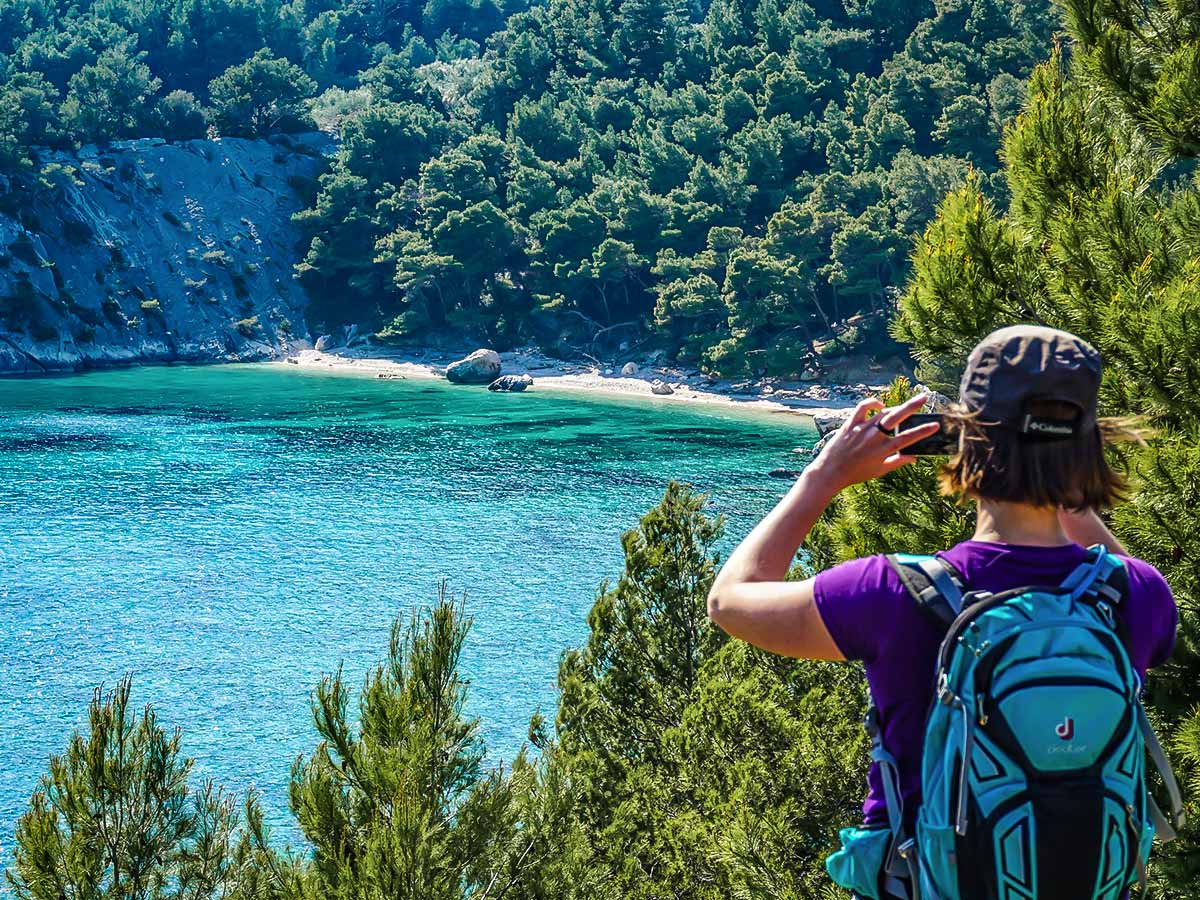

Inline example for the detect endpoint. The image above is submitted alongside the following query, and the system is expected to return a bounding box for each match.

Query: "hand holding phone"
[896,413,958,456]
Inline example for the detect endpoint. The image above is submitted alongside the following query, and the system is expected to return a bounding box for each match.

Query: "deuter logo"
[1047,716,1088,756]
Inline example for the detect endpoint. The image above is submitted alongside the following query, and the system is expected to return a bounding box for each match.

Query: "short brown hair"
[938,398,1146,511]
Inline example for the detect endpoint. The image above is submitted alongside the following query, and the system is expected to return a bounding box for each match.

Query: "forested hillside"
[0,0,521,161]
[2,0,1057,375]
[296,0,1058,376]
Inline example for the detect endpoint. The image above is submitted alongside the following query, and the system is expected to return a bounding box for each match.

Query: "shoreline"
[279,345,906,425]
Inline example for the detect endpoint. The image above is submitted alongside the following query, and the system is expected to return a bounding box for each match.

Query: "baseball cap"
[958,325,1101,439]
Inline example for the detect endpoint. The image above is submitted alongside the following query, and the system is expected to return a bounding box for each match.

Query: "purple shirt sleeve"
[813,554,905,664]
[1120,556,1178,670]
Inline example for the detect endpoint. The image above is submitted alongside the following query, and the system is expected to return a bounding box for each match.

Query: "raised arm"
[1058,507,1129,556]
[707,394,937,660]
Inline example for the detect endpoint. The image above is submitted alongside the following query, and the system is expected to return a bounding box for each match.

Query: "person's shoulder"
[813,553,901,596]
[1115,554,1178,668]
[813,553,908,664]
[1118,555,1175,606]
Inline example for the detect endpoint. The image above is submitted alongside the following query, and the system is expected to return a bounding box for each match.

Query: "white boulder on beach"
[445,349,502,384]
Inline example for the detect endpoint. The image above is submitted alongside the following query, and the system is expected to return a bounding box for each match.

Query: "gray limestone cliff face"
[0,133,331,375]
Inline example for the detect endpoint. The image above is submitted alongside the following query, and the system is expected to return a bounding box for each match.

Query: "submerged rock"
[488,373,533,392]
[446,348,502,384]
[650,379,674,395]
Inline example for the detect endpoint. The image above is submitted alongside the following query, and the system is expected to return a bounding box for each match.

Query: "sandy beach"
[279,343,908,426]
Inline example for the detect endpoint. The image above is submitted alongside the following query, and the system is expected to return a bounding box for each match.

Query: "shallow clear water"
[0,363,814,857]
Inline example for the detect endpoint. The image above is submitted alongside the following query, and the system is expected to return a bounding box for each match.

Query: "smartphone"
[901,413,958,456]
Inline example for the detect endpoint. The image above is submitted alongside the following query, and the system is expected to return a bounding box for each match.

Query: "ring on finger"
[874,420,895,437]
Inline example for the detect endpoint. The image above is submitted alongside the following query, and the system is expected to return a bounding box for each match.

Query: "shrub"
[140,299,163,316]
[156,90,208,140]
[234,315,259,337]
[201,249,229,267]
[6,677,276,898]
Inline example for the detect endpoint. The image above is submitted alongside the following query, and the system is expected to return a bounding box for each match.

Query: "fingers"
[875,392,928,432]
[880,452,918,474]
[888,419,941,451]
[847,397,885,426]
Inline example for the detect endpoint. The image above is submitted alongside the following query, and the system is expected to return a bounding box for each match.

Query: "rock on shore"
[0,133,332,375]
[488,373,532,392]
[445,348,502,384]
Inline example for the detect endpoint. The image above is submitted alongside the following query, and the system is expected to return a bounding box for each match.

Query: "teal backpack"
[827,545,1185,900]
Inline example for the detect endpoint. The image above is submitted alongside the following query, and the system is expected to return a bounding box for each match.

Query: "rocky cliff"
[0,133,331,374]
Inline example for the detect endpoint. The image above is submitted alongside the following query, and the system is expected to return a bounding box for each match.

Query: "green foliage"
[156,90,208,140]
[287,583,547,899]
[59,44,161,143]
[294,0,1057,369]
[544,481,868,900]
[0,0,509,164]
[862,24,1200,895]
[6,676,278,899]
[208,50,315,137]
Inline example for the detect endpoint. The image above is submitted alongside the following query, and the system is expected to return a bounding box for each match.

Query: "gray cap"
[959,325,1101,438]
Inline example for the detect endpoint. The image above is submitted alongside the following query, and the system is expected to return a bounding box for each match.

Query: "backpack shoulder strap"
[1060,543,1129,606]
[886,552,967,629]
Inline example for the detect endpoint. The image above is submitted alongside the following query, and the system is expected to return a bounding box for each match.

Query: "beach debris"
[446,348,502,384]
[286,357,299,364]
[621,361,639,375]
[488,373,533,392]
[376,371,405,379]
[650,379,674,395]
[315,334,334,351]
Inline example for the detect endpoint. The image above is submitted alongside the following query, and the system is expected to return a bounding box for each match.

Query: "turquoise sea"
[0,364,815,857]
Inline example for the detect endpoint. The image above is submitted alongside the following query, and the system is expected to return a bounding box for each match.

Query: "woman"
[707,325,1178,900]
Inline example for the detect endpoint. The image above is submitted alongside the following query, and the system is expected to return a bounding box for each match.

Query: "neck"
[973,499,1070,546]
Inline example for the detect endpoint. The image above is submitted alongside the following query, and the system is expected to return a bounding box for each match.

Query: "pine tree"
[6,676,277,900]
[287,583,528,899]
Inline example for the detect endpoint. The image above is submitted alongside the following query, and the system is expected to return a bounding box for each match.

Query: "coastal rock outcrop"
[488,373,533,392]
[621,362,639,375]
[0,133,332,375]
[650,379,674,395]
[446,349,502,384]
[813,411,849,435]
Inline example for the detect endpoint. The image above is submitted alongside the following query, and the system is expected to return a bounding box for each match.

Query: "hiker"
[707,326,1181,900]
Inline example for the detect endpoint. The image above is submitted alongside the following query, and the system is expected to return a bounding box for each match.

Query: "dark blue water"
[0,364,814,858]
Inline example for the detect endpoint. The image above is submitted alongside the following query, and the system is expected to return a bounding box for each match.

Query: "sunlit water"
[0,363,815,860]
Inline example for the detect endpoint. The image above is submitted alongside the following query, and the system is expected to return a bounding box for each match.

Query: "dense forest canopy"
[0,0,524,156]
[2,0,1059,376]
[295,0,1058,375]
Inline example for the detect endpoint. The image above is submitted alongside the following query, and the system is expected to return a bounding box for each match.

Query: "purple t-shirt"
[814,540,1178,829]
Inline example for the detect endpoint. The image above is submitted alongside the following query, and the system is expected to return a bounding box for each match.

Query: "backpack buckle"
[937,672,956,706]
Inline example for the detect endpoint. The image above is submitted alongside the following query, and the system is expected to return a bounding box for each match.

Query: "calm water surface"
[0,364,814,857]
